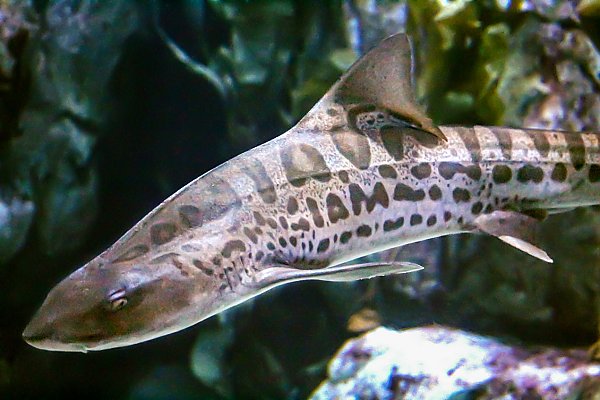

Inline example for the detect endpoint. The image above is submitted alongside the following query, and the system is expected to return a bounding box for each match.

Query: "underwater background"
[1,0,600,398]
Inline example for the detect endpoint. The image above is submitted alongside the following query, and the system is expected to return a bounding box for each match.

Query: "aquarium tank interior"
[1,0,600,399]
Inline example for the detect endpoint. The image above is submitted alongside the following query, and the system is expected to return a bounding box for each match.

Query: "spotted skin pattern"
[109,117,600,293]
[23,33,600,352]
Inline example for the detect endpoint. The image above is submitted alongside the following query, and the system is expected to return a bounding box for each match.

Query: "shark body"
[24,34,600,352]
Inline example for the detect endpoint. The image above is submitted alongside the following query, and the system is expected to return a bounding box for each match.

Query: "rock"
[311,326,600,399]
[495,0,580,21]
[0,1,141,260]
[0,194,34,263]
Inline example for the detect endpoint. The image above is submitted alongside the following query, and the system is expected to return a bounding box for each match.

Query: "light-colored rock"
[311,326,600,399]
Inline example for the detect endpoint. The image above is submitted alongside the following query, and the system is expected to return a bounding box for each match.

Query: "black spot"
[188,175,241,227]
[493,127,513,160]
[326,193,350,223]
[443,211,452,222]
[410,163,432,179]
[266,242,276,251]
[278,237,287,247]
[565,133,585,171]
[456,126,482,161]
[370,182,390,211]
[317,238,330,253]
[452,188,471,203]
[287,197,299,215]
[464,166,482,181]
[517,164,544,183]
[471,202,483,215]
[393,183,425,202]
[590,164,600,183]
[253,211,266,226]
[192,259,214,275]
[378,165,398,179]
[255,251,264,261]
[291,217,311,231]
[331,128,372,169]
[383,217,404,232]
[150,223,178,246]
[551,163,567,182]
[266,218,278,229]
[439,162,481,181]
[349,182,389,215]
[428,185,442,201]
[438,162,462,180]
[306,197,325,228]
[279,216,289,230]
[340,231,352,244]
[280,143,331,187]
[426,215,437,226]
[289,237,297,247]
[527,131,550,157]
[410,214,423,226]
[243,158,277,204]
[356,225,372,237]
[243,227,258,244]
[221,240,246,258]
[339,170,350,183]
[179,205,203,228]
[492,165,512,184]
[112,244,149,263]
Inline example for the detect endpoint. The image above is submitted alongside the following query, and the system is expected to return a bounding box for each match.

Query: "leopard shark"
[23,34,600,352]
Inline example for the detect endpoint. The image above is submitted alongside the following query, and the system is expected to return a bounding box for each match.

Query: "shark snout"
[23,303,89,353]
[23,317,88,352]
[23,311,55,349]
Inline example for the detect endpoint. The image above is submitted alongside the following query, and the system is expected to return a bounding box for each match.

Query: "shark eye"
[108,289,128,312]
[110,297,128,311]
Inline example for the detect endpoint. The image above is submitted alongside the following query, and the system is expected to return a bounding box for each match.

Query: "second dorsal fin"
[319,33,446,141]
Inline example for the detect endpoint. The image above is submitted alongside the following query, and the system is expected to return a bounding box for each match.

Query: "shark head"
[22,255,209,352]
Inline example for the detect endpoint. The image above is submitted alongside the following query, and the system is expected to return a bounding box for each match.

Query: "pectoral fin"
[474,210,553,263]
[253,261,423,290]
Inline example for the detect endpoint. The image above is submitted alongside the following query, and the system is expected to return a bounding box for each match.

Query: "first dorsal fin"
[321,33,446,141]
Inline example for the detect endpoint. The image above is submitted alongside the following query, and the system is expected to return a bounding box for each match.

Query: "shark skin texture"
[22,34,600,352]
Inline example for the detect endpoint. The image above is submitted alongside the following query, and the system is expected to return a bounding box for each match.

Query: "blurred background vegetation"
[0,0,599,398]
